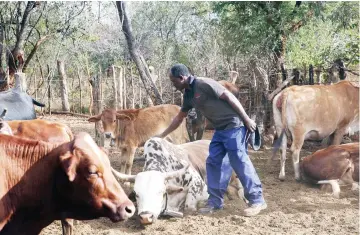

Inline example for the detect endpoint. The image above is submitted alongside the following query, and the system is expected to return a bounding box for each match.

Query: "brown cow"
[300,143,359,198]
[272,81,359,181]
[0,132,135,235]
[8,119,73,143]
[88,104,188,175]
[3,119,74,234]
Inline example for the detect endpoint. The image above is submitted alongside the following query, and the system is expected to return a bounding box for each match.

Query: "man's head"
[169,63,190,91]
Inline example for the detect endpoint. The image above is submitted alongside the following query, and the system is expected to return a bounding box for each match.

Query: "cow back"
[0,89,36,120]
[301,143,359,182]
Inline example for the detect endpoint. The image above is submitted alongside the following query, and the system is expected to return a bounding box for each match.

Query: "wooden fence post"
[91,70,104,147]
[47,64,51,115]
[111,65,118,109]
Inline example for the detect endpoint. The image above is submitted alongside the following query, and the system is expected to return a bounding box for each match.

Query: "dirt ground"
[40,114,359,235]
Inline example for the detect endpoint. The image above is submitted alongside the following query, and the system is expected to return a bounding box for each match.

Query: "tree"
[116,1,163,105]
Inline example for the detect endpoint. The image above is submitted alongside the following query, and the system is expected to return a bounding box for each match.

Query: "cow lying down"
[112,137,244,225]
[300,143,359,198]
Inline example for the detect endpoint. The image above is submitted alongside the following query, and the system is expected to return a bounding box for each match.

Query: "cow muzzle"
[139,212,155,225]
[102,199,135,222]
[104,132,112,139]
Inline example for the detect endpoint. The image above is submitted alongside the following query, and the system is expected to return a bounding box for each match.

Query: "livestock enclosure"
[0,1,359,235]
[40,114,359,235]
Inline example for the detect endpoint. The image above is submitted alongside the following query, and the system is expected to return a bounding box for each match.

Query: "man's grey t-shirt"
[181,76,244,130]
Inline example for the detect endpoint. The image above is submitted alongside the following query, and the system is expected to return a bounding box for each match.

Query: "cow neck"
[0,135,70,217]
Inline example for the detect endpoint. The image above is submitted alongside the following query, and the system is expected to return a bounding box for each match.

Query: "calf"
[88,104,188,175]
[0,132,135,235]
[112,138,244,225]
[272,81,359,181]
[300,143,359,198]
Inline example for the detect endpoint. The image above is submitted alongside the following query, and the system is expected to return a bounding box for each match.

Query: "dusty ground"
[40,114,359,235]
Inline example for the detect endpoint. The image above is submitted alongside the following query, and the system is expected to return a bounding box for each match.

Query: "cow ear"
[88,114,101,122]
[166,184,184,194]
[60,152,79,182]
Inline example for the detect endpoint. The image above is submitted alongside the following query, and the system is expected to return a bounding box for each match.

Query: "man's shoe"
[198,205,222,214]
[243,202,267,217]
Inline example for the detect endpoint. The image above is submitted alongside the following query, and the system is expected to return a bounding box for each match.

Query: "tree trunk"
[309,64,314,85]
[335,59,347,80]
[111,65,118,109]
[116,1,163,105]
[57,60,70,112]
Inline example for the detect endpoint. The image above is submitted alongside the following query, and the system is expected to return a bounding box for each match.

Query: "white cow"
[112,137,243,225]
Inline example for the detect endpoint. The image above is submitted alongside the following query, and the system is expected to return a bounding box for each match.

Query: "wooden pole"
[131,66,135,109]
[91,69,104,147]
[123,66,127,109]
[77,67,82,113]
[47,64,51,115]
[118,66,123,110]
[111,65,118,109]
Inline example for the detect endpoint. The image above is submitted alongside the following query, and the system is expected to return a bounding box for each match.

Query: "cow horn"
[111,167,136,182]
[0,108,7,119]
[164,164,190,180]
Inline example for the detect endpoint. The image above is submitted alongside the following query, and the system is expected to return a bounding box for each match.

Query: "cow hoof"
[278,175,285,181]
[295,178,302,183]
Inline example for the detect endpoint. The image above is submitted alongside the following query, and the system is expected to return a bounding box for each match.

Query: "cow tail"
[272,91,288,158]
[32,98,45,107]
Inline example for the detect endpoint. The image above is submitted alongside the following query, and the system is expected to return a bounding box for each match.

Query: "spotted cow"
[112,137,244,225]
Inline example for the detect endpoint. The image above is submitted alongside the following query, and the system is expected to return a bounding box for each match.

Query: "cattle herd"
[0,77,358,235]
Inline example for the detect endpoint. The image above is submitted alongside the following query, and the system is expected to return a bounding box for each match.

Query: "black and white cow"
[112,137,244,225]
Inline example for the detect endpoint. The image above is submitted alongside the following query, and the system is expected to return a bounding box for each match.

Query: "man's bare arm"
[157,111,187,138]
[219,90,256,132]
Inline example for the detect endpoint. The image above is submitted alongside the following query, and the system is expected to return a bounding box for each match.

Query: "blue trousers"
[207,127,264,208]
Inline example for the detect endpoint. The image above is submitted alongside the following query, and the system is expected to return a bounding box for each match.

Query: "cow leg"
[61,218,74,235]
[331,127,347,145]
[290,131,305,181]
[318,180,341,198]
[278,131,288,180]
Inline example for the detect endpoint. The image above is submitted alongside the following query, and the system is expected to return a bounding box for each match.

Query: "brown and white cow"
[0,132,135,235]
[112,138,245,225]
[300,143,359,198]
[272,81,359,181]
[88,104,188,175]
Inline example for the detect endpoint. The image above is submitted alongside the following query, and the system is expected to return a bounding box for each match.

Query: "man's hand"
[244,118,256,132]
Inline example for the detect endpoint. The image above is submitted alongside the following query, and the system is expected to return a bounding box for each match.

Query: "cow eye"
[113,120,116,123]
[88,165,99,177]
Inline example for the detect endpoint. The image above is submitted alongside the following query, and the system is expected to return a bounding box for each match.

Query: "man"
[156,63,266,217]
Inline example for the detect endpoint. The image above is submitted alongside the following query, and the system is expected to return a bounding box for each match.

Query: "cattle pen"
[38,113,359,235]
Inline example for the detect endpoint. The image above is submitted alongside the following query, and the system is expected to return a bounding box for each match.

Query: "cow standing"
[300,143,359,198]
[112,137,245,225]
[0,132,135,234]
[88,104,188,175]
[272,81,359,181]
